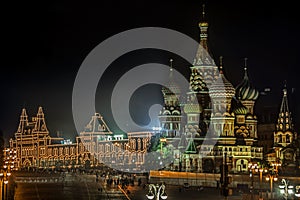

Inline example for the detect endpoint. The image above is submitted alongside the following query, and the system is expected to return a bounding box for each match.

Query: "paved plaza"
[9,171,298,200]
[11,171,247,200]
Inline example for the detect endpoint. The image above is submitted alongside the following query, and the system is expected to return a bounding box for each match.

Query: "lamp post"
[279,179,294,200]
[248,162,259,200]
[0,170,10,200]
[146,183,168,200]
[265,173,278,200]
[258,167,268,199]
[271,161,281,174]
[0,148,16,200]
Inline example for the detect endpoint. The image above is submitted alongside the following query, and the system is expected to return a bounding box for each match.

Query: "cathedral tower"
[274,83,295,147]
[188,4,219,132]
[159,59,183,138]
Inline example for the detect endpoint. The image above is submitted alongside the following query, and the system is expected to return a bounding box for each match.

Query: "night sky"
[1,1,299,143]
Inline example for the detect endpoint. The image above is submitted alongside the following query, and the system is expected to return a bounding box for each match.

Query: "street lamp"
[0,170,10,200]
[248,163,268,200]
[248,162,259,200]
[0,148,17,200]
[258,167,268,199]
[265,173,278,200]
[271,161,281,174]
[146,183,168,200]
[279,179,293,200]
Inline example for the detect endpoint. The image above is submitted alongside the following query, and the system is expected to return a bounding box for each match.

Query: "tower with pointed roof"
[271,82,299,175]
[274,83,295,147]
[159,59,183,138]
[188,4,219,132]
[16,108,28,134]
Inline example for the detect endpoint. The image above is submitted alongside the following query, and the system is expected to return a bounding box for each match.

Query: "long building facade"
[9,107,151,172]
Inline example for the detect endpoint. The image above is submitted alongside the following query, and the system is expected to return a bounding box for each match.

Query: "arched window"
[286,134,290,143]
[279,135,282,143]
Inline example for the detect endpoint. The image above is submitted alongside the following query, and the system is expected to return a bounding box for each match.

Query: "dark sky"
[1,1,299,143]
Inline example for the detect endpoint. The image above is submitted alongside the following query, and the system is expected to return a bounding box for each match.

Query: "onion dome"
[162,59,181,95]
[231,97,248,115]
[209,57,235,99]
[236,59,259,101]
[233,103,248,115]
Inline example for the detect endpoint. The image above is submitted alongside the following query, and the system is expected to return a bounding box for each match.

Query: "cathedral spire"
[243,58,249,79]
[193,4,215,66]
[219,56,223,74]
[276,81,293,132]
[280,81,289,114]
[201,3,206,21]
[169,58,173,78]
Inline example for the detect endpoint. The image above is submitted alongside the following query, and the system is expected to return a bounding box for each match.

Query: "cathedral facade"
[158,10,263,173]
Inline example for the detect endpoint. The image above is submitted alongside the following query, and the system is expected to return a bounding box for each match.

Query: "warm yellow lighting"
[7,172,11,176]
[4,180,8,184]
[0,173,3,176]
[266,177,270,181]
[274,177,278,181]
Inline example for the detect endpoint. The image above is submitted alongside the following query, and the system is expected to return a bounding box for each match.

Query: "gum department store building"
[8,9,299,174]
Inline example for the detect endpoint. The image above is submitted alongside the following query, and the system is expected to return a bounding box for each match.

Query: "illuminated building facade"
[158,7,263,173]
[9,107,150,171]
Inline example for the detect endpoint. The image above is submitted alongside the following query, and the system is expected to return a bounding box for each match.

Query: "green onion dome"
[231,97,248,115]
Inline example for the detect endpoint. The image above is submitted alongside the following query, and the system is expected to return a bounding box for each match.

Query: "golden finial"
[244,57,248,71]
[219,56,223,73]
[283,80,287,96]
[202,4,206,19]
[284,80,287,88]
[169,58,173,71]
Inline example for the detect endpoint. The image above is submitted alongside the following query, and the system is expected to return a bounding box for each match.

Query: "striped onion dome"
[236,67,259,101]
[209,68,235,99]
[232,100,248,115]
